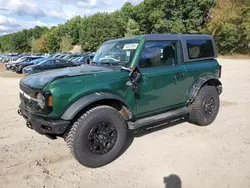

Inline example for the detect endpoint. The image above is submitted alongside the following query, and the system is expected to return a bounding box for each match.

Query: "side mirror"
[127,66,142,94]
[129,66,141,84]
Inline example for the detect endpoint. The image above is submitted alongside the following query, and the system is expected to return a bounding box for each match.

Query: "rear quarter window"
[187,40,214,59]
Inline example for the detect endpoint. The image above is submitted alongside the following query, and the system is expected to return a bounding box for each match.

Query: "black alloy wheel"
[203,97,215,117]
[87,122,117,155]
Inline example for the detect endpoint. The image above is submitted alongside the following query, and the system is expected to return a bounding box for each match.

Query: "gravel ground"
[0,59,250,188]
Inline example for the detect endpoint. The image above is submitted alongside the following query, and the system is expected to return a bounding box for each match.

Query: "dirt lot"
[0,59,250,188]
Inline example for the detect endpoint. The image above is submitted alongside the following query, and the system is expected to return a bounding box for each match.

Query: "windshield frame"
[93,37,144,68]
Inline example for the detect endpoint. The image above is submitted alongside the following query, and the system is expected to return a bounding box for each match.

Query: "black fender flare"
[61,92,130,121]
[188,76,222,103]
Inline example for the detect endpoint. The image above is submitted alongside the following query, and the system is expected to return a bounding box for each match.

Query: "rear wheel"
[66,105,128,168]
[189,86,220,126]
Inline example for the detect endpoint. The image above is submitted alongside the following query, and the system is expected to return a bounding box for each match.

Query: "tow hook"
[26,122,33,129]
[17,109,22,116]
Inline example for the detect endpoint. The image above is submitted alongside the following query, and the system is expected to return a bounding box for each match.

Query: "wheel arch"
[61,92,132,121]
[188,76,222,103]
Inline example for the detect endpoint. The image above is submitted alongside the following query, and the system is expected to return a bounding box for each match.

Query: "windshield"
[17,57,26,61]
[19,57,29,62]
[93,39,139,66]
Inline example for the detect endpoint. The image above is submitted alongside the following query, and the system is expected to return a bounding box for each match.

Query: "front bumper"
[15,66,22,72]
[5,64,10,69]
[18,106,70,135]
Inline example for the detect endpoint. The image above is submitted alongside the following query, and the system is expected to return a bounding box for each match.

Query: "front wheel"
[66,105,128,168]
[189,86,220,126]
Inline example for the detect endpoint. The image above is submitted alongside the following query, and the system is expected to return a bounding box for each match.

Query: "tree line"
[0,0,249,55]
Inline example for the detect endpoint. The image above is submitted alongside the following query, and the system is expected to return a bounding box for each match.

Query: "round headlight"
[37,93,45,110]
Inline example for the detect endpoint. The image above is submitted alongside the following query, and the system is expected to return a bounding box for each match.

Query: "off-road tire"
[66,105,128,168]
[189,86,220,126]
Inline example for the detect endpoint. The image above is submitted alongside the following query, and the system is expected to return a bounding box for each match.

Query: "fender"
[61,92,130,121]
[188,75,222,103]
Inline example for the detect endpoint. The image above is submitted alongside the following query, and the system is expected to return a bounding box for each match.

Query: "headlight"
[36,93,45,110]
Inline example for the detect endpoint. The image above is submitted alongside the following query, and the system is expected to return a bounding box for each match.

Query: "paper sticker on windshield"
[123,43,138,50]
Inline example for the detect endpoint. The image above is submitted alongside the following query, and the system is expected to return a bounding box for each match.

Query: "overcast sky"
[0,0,142,36]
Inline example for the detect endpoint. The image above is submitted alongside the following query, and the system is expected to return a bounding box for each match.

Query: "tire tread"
[65,105,127,167]
[189,86,220,126]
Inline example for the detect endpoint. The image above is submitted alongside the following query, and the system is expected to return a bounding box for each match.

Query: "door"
[54,59,68,69]
[38,60,54,70]
[135,41,187,117]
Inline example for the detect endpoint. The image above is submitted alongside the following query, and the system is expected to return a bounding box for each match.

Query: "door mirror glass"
[129,66,141,83]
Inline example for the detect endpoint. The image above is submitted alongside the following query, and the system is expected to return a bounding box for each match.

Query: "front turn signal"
[48,95,53,107]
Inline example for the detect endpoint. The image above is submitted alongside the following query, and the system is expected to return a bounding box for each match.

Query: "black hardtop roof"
[142,33,214,41]
[104,33,214,43]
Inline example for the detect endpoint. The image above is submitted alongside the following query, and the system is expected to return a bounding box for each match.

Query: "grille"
[20,93,34,108]
[19,82,40,98]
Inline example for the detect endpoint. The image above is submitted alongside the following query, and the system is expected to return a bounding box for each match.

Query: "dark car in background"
[9,56,42,71]
[23,58,78,75]
[15,56,50,74]
[73,52,95,65]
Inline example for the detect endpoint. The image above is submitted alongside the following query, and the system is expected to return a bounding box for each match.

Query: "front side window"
[93,39,140,66]
[18,57,26,61]
[187,40,214,59]
[20,57,28,62]
[55,59,64,64]
[40,60,53,65]
[139,41,177,68]
[26,58,33,62]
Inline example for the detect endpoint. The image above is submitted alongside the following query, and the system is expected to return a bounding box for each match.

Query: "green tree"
[206,0,250,54]
[0,34,13,52]
[0,0,249,55]
[31,26,49,39]
[0,26,48,52]
[44,29,60,52]
[31,37,47,53]
[60,35,73,52]
[30,37,36,53]
[125,18,142,37]
[80,12,125,51]
[65,16,82,45]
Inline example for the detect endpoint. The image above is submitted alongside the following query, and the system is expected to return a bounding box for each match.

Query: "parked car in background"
[74,53,95,65]
[23,58,78,75]
[1,53,30,64]
[5,56,39,70]
[10,56,42,72]
[15,56,50,74]
[5,56,28,69]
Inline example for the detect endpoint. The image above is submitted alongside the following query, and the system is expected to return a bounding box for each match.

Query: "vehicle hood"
[10,59,24,64]
[16,61,31,66]
[21,65,114,89]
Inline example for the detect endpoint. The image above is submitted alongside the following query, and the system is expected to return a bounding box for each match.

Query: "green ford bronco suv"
[18,34,222,168]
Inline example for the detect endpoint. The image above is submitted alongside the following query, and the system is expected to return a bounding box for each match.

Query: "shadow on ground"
[118,117,187,159]
[164,174,182,188]
[134,117,186,137]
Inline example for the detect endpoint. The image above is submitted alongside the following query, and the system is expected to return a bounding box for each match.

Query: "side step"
[128,107,188,130]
